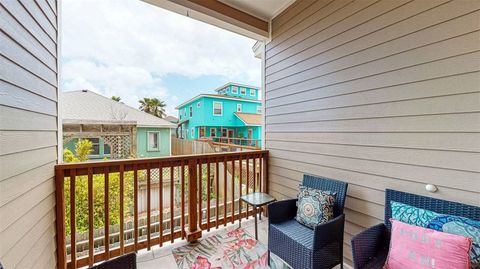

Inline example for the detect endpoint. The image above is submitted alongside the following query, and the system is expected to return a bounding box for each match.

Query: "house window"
[237,104,242,112]
[210,128,216,137]
[240,87,246,95]
[87,138,100,155]
[104,143,111,155]
[213,101,222,116]
[231,86,238,94]
[221,128,228,137]
[250,89,255,96]
[147,132,160,151]
[191,128,195,138]
[197,102,201,108]
[257,105,262,114]
[189,106,193,117]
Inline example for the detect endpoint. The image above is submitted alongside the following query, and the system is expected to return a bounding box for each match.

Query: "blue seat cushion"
[270,219,314,249]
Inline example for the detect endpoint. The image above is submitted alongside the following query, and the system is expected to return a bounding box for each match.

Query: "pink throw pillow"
[385,219,472,269]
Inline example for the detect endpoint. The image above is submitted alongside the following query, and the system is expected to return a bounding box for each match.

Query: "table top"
[240,192,276,206]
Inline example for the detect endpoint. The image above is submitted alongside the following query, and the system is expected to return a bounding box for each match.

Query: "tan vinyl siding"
[0,0,58,268]
[266,0,480,265]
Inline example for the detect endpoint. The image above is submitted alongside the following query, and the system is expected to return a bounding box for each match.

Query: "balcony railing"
[55,150,269,269]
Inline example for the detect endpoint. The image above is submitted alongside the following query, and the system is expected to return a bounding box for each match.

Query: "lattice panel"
[103,134,131,159]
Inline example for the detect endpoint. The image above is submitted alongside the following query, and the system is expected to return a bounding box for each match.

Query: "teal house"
[61,90,176,160]
[176,83,262,148]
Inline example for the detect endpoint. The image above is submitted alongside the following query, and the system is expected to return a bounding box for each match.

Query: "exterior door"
[228,130,234,143]
[248,128,253,146]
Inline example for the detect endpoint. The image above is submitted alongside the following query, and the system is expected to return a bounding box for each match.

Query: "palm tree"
[139,97,167,118]
[111,96,121,102]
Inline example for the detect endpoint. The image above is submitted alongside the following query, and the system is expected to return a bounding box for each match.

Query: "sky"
[61,0,261,116]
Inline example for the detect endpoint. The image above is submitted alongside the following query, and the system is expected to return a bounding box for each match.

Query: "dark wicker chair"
[89,252,136,269]
[351,189,480,269]
[268,174,348,269]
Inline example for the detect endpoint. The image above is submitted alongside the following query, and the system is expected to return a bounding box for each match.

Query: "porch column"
[186,159,202,242]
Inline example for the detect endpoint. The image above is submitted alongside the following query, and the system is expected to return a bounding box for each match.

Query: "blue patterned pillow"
[295,185,336,229]
[391,201,480,268]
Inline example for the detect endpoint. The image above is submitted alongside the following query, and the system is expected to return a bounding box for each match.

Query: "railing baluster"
[198,161,202,229]
[147,164,151,250]
[246,155,250,218]
[215,160,219,229]
[239,155,243,219]
[181,162,185,239]
[70,169,77,269]
[119,164,125,254]
[231,157,235,224]
[223,157,227,227]
[133,165,138,251]
[104,168,110,260]
[253,156,257,193]
[207,159,211,231]
[88,168,94,267]
[159,163,163,246]
[259,155,262,194]
[170,165,174,242]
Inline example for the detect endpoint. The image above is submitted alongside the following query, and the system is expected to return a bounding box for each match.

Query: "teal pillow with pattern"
[391,201,480,268]
[295,185,336,229]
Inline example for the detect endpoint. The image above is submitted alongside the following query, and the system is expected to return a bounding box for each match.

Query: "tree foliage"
[64,140,134,235]
[111,96,121,102]
[139,97,167,118]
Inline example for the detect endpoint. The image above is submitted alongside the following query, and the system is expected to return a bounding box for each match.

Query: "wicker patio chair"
[268,174,348,269]
[89,252,136,269]
[351,189,480,269]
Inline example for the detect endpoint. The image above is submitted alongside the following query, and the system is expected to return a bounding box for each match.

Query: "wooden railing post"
[55,168,66,269]
[186,159,202,242]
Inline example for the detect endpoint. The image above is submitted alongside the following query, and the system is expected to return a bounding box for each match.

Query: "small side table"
[239,192,276,240]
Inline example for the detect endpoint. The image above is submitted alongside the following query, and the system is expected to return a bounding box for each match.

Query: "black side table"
[239,192,276,240]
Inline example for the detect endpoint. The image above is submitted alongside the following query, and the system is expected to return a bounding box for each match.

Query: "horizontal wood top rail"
[56,150,268,176]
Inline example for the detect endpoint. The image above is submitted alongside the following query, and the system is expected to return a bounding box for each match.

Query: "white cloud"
[61,0,261,116]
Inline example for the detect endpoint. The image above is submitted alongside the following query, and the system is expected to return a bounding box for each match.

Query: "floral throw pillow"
[295,185,336,229]
[391,201,480,268]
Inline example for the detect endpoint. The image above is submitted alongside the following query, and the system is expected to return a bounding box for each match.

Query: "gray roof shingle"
[60,90,176,128]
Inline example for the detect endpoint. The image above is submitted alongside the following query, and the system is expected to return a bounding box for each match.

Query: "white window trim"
[231,86,238,94]
[221,128,228,137]
[237,104,242,112]
[210,128,216,137]
[191,128,195,138]
[197,102,201,108]
[147,131,161,152]
[257,105,262,114]
[189,106,193,117]
[213,101,223,116]
[250,89,255,96]
[240,87,246,95]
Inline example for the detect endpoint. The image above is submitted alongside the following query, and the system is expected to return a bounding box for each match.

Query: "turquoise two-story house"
[176,83,262,147]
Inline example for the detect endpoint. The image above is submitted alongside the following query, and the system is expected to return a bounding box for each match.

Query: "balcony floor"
[136,217,345,269]
[137,217,269,268]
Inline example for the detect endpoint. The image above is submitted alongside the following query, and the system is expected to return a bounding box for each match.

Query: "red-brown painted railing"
[55,150,268,269]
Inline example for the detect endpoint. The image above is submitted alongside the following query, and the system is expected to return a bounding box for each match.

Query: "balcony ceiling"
[218,0,294,20]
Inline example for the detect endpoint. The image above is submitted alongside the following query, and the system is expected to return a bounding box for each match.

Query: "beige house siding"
[0,0,58,268]
[265,0,480,265]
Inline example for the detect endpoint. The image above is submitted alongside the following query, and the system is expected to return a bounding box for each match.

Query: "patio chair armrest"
[268,198,298,224]
[351,223,389,269]
[313,214,345,250]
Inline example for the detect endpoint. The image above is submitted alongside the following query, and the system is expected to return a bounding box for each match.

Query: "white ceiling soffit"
[218,0,296,21]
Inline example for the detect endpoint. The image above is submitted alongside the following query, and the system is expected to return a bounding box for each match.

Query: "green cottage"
[61,90,176,160]
[176,82,262,148]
